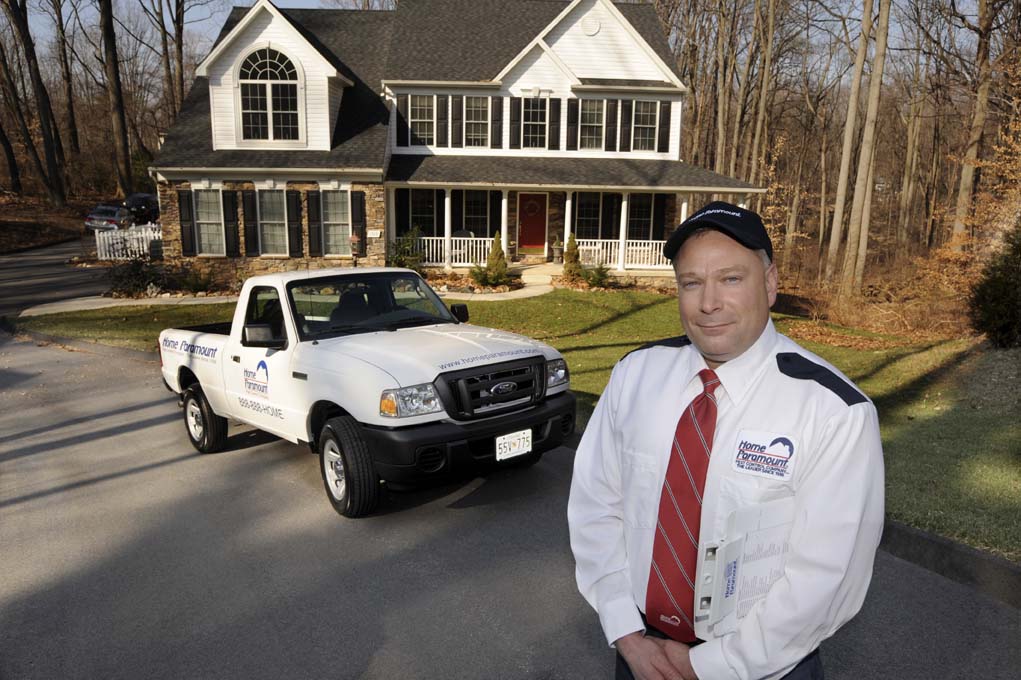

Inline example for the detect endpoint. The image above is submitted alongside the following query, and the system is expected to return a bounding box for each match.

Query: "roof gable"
[196,0,339,79]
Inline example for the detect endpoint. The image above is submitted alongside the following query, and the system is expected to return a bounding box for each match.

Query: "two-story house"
[151,0,761,286]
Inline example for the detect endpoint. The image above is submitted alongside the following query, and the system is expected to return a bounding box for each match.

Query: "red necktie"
[645,368,720,642]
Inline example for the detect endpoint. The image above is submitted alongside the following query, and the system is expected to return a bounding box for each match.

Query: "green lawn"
[14,289,1021,562]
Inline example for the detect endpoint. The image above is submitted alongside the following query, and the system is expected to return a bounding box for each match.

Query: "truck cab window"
[246,286,285,339]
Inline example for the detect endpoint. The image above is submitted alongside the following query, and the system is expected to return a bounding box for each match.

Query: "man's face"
[673,229,777,368]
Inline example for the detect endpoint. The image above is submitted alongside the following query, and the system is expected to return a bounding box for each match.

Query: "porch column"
[501,190,509,253]
[618,192,629,272]
[444,188,452,271]
[564,191,573,244]
[678,194,689,223]
[386,187,395,242]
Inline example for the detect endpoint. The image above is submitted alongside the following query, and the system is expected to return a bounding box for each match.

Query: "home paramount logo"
[244,360,269,397]
[733,430,795,480]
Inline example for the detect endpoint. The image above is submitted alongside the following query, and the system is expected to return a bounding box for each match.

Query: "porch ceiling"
[385,155,762,192]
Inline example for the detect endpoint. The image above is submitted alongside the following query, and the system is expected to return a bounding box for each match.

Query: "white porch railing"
[624,239,672,269]
[415,237,494,267]
[96,223,162,261]
[576,239,619,267]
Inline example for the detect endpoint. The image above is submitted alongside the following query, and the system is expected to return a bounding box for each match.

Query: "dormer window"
[239,48,299,141]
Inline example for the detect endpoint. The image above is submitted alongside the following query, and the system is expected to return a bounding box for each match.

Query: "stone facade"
[158,180,387,289]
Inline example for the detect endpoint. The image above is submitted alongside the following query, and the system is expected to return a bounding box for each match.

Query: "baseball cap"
[662,201,773,262]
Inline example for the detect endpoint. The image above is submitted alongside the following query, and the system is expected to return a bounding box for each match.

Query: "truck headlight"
[546,359,569,388]
[380,384,443,418]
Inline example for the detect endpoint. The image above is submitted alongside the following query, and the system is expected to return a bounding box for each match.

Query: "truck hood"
[314,323,556,385]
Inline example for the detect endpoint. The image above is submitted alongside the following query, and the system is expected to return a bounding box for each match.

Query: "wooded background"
[1,0,1018,299]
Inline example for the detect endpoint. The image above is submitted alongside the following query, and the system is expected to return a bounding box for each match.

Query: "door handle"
[232,355,240,363]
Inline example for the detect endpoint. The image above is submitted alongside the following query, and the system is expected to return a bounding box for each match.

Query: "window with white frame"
[465,96,489,147]
[575,192,601,239]
[632,101,658,151]
[464,190,488,235]
[579,100,604,150]
[194,190,224,255]
[239,48,299,141]
[627,193,653,239]
[257,190,287,254]
[322,190,351,255]
[523,98,547,149]
[410,189,436,236]
[410,95,434,145]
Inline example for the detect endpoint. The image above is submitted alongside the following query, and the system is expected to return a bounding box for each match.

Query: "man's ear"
[765,262,778,308]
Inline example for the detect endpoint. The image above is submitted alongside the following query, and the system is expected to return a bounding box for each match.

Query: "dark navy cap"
[662,201,773,262]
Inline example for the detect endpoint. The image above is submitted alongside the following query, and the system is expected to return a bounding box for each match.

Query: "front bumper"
[359,391,576,484]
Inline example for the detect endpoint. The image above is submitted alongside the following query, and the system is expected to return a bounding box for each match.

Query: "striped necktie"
[645,368,720,642]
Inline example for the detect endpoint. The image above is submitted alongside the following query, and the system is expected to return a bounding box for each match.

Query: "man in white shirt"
[567,201,884,680]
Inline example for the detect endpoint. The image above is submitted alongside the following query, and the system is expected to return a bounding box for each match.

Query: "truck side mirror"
[450,304,469,323]
[243,323,287,349]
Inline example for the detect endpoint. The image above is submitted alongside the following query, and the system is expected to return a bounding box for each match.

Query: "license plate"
[495,428,532,461]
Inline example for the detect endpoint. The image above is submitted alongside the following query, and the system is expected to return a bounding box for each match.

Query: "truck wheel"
[319,416,380,518]
[182,386,228,454]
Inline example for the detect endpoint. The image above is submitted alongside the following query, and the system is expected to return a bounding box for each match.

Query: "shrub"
[969,223,1021,348]
[581,262,612,288]
[562,233,582,281]
[109,256,172,296]
[386,226,425,274]
[470,233,511,287]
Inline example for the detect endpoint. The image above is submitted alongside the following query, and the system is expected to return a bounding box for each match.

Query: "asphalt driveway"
[0,239,109,320]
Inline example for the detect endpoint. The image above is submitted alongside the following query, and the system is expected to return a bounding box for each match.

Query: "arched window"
[239,48,300,141]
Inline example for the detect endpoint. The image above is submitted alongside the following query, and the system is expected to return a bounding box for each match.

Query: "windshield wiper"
[390,316,452,328]
[321,323,396,335]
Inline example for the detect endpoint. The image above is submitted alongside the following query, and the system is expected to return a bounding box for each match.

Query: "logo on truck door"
[244,360,270,398]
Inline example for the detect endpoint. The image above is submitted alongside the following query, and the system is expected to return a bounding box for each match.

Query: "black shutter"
[605,99,618,151]
[307,190,323,256]
[395,188,410,235]
[619,99,633,152]
[351,191,366,256]
[602,193,621,241]
[243,190,258,256]
[653,194,668,240]
[509,97,521,149]
[222,191,239,257]
[451,189,464,232]
[178,190,195,257]
[548,98,561,150]
[657,101,671,153]
[437,96,449,147]
[451,95,463,148]
[434,189,445,238]
[488,190,501,238]
[566,99,579,151]
[396,94,409,147]
[286,189,303,257]
[491,96,503,148]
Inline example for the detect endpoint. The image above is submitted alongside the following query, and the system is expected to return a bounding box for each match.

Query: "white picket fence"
[96,223,162,261]
[575,238,671,269]
[415,237,494,266]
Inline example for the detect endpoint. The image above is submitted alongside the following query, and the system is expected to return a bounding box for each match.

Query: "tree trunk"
[840,0,890,295]
[100,0,134,197]
[0,114,21,193]
[747,0,776,187]
[0,0,66,206]
[854,151,877,289]
[0,41,49,196]
[173,0,186,107]
[49,0,79,154]
[824,0,873,280]
[784,149,805,266]
[713,0,730,175]
[818,134,827,258]
[729,0,759,178]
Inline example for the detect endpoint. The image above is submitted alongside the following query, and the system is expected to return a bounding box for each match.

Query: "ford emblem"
[491,381,517,396]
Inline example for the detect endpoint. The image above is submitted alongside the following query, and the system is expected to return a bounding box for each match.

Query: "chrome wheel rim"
[323,439,346,501]
[186,399,204,441]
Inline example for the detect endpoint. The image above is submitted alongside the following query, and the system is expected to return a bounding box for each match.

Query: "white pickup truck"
[159,268,575,517]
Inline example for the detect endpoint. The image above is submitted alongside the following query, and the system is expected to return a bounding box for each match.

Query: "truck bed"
[177,322,232,336]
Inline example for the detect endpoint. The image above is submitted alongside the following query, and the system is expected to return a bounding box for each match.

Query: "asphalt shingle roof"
[386,155,758,191]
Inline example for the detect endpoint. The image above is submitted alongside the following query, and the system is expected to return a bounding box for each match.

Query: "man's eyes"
[724,275,743,284]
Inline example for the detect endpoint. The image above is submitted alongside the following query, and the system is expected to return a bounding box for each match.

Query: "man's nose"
[700,281,722,314]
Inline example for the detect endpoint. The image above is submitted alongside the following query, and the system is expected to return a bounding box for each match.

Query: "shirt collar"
[696,318,778,405]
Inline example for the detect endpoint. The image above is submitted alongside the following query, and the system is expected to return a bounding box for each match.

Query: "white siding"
[546,0,668,82]
[205,6,335,150]
[501,46,574,98]
[328,78,344,145]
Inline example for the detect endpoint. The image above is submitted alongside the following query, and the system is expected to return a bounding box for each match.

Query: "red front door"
[518,193,547,248]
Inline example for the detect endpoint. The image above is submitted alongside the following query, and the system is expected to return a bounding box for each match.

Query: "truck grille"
[434,357,546,420]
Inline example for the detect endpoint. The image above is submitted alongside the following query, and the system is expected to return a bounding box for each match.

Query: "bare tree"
[0,112,21,193]
[99,0,133,196]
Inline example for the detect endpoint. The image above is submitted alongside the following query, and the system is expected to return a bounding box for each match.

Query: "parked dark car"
[124,193,159,224]
[85,204,133,231]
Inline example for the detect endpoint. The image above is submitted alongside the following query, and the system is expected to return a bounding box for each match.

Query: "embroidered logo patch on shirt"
[733,430,797,481]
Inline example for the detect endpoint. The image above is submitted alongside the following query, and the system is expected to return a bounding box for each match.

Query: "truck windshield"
[287,272,458,341]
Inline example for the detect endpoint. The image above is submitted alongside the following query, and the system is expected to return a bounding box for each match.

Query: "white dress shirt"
[567,320,884,680]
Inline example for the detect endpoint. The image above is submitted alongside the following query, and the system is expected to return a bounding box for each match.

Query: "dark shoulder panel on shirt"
[776,352,868,406]
[619,336,692,363]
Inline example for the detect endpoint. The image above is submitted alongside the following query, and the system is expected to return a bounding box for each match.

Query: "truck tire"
[319,416,380,518]
[182,386,228,454]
